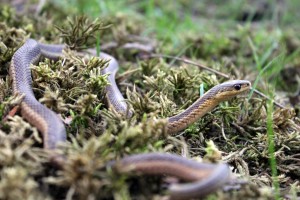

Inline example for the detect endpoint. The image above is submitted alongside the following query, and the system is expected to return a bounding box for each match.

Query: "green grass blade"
[266,98,280,200]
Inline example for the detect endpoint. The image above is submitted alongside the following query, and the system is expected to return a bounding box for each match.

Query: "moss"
[0,0,300,199]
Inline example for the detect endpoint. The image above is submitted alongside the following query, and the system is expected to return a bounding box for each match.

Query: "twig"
[148,53,230,78]
[252,88,285,109]
[146,53,286,109]
[220,121,228,141]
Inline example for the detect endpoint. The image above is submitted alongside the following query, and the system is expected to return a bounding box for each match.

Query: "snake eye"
[233,84,241,90]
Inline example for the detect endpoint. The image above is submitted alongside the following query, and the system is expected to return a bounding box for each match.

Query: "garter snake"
[10,39,251,199]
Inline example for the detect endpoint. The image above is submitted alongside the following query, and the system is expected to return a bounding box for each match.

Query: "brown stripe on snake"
[110,153,231,200]
[10,39,251,199]
[10,39,66,149]
[167,80,250,133]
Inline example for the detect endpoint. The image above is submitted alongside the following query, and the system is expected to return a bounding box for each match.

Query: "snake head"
[212,80,251,101]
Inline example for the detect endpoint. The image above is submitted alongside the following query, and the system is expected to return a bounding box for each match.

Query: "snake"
[10,39,251,199]
[109,152,231,199]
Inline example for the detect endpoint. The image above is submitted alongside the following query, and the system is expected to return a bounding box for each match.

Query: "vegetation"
[0,0,299,199]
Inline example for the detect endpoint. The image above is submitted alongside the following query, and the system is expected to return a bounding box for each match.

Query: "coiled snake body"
[10,39,251,199]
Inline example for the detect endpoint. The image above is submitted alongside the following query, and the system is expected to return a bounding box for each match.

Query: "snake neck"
[11,39,41,94]
[167,93,220,134]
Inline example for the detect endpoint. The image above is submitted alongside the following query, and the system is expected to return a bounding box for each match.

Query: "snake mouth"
[236,90,250,98]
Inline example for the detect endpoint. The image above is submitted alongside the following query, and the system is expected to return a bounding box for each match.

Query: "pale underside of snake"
[10,39,251,199]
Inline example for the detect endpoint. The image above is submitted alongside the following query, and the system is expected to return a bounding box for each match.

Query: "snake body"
[111,153,231,199]
[10,39,66,149]
[167,80,250,133]
[10,39,251,199]
[10,39,130,148]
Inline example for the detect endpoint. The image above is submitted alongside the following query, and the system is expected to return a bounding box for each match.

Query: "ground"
[0,0,299,199]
